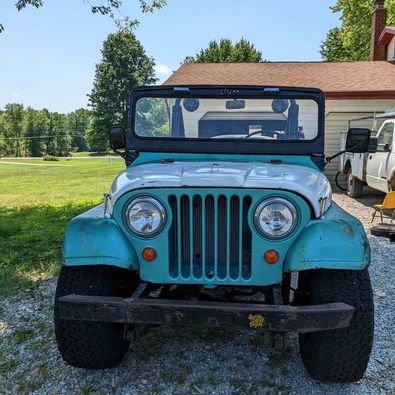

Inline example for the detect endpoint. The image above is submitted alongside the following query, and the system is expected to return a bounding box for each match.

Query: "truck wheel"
[347,172,363,198]
[54,266,139,369]
[298,269,374,383]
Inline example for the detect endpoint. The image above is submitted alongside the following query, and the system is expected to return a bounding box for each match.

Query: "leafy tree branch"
[0,0,166,33]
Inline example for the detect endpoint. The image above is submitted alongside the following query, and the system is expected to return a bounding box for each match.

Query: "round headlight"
[254,198,297,238]
[126,197,166,237]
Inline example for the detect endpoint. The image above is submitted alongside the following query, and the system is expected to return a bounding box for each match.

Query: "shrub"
[43,155,59,162]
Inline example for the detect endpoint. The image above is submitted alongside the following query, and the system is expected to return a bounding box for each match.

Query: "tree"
[184,38,264,63]
[135,98,169,136]
[88,29,157,151]
[66,108,92,152]
[43,111,69,156]
[24,107,44,157]
[0,0,166,33]
[321,0,395,61]
[3,104,24,157]
[50,112,69,156]
[0,113,7,156]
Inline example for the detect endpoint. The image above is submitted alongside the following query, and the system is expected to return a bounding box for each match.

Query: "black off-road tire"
[54,265,139,369]
[298,269,374,383]
[347,171,364,198]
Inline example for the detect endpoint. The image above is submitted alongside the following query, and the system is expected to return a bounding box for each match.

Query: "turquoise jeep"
[55,86,374,382]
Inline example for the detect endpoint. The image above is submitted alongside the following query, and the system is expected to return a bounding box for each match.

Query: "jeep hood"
[110,161,332,218]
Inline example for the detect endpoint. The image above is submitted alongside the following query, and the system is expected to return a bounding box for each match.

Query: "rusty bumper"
[58,293,354,333]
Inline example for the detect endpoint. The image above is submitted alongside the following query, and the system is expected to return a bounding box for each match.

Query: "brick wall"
[369,0,388,61]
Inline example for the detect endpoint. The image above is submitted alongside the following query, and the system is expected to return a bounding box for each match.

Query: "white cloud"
[154,64,172,76]
[11,92,20,97]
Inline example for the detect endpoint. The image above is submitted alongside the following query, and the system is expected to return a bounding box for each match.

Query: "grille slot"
[168,194,252,281]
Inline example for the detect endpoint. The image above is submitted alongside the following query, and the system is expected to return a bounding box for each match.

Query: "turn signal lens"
[264,250,279,264]
[142,247,157,261]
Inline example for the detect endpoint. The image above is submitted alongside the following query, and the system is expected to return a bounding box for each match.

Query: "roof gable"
[379,26,395,45]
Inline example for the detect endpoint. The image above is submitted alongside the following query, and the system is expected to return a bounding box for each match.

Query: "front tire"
[54,266,139,369]
[347,171,363,197]
[298,269,374,383]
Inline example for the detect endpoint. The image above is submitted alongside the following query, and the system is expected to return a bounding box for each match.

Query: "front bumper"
[58,285,354,333]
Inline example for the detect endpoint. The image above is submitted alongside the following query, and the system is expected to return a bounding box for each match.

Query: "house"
[379,27,395,61]
[164,0,395,183]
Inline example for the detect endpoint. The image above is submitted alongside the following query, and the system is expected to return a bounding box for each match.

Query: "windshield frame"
[127,85,325,157]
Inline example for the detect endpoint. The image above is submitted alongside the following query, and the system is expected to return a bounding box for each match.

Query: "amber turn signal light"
[264,250,279,264]
[142,247,157,261]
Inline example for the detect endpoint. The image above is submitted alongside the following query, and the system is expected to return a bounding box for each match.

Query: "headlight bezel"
[254,197,298,239]
[125,196,167,237]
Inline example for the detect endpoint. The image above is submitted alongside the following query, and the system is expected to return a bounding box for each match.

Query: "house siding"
[388,37,395,61]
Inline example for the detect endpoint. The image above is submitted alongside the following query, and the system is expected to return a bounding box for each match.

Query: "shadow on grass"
[0,202,95,296]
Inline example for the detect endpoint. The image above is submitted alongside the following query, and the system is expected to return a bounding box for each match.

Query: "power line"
[1,134,87,140]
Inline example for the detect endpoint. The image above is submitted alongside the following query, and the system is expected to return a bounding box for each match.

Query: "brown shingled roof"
[164,61,395,99]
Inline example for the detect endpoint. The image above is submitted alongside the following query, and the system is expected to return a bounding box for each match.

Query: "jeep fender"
[284,203,370,272]
[63,204,138,269]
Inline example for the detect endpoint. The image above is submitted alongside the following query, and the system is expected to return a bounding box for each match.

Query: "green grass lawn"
[0,157,125,296]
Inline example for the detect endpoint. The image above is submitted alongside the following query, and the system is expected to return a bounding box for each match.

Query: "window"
[377,123,394,147]
[134,97,319,142]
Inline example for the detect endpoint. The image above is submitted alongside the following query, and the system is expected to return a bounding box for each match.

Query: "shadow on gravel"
[335,189,394,223]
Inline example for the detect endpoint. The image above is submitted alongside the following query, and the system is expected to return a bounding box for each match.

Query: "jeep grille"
[168,194,252,281]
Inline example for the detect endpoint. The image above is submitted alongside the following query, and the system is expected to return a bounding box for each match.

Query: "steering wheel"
[245,130,276,139]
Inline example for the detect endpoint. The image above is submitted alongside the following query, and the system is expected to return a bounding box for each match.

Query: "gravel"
[0,191,394,395]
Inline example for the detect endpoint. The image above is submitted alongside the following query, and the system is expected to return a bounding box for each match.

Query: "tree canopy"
[184,38,264,63]
[0,105,92,157]
[87,29,157,151]
[321,0,395,61]
[0,0,166,33]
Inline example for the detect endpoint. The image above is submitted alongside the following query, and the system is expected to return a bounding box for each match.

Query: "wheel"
[54,265,139,369]
[347,171,363,197]
[298,269,374,383]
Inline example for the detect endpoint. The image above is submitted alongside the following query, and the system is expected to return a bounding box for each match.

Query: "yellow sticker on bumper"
[248,314,265,329]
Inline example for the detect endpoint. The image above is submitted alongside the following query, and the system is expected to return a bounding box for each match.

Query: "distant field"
[0,157,125,296]
[70,151,118,157]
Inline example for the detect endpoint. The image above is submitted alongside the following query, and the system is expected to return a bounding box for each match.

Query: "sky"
[0,0,340,113]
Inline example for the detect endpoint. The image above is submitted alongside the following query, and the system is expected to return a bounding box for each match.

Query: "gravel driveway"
[1,192,394,395]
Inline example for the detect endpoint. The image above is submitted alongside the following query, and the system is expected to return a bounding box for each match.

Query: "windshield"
[134,97,319,141]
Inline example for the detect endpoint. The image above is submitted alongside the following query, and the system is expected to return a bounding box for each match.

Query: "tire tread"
[54,266,136,369]
[299,269,374,382]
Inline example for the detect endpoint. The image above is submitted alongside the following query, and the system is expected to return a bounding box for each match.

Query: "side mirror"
[345,128,371,153]
[109,126,126,150]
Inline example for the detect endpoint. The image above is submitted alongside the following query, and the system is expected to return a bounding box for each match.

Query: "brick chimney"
[369,0,388,61]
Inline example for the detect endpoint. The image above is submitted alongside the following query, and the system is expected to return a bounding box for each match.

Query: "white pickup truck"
[340,113,395,197]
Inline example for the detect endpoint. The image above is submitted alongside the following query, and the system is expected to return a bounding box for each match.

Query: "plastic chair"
[371,191,395,223]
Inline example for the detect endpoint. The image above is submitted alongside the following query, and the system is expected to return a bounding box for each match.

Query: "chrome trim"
[254,197,298,239]
[125,196,166,237]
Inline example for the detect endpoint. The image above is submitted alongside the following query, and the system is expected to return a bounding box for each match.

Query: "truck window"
[377,123,394,146]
